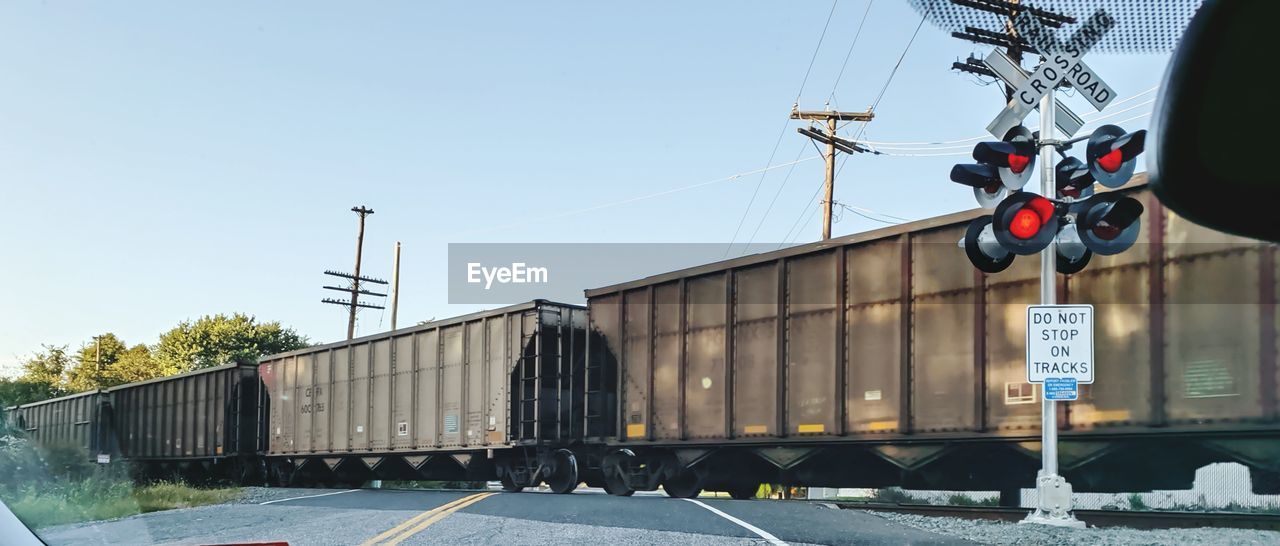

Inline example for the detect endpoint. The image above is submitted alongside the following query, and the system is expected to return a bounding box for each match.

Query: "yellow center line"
[359,492,487,546]
[383,492,495,546]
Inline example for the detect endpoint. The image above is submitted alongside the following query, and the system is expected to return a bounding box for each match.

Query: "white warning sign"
[1026,304,1094,384]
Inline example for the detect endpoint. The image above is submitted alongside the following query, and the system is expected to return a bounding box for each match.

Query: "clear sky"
[0,1,1171,373]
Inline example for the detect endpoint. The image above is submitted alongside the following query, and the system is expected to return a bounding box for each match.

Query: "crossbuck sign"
[986,9,1117,138]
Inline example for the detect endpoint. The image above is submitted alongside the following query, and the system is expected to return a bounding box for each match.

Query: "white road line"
[259,489,361,505]
[682,498,788,546]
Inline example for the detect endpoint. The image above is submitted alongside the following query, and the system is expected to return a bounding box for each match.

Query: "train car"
[583,179,1280,500]
[106,362,265,482]
[8,390,110,463]
[259,300,590,492]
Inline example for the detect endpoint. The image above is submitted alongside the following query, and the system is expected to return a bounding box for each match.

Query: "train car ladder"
[517,310,541,442]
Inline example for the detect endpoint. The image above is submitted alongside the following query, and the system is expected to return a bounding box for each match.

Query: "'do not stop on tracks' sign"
[1026,304,1094,385]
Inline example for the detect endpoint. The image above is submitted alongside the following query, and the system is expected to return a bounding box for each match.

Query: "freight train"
[6,182,1279,501]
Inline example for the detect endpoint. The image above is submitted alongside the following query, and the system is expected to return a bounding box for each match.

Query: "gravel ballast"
[867,511,1280,546]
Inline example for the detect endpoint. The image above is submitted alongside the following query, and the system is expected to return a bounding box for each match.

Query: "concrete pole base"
[1019,474,1085,528]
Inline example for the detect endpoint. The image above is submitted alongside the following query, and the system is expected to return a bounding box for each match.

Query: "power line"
[858,101,1157,154]
[841,4,932,164]
[723,119,791,257]
[779,152,850,246]
[740,142,810,252]
[1081,99,1154,122]
[789,199,826,245]
[797,0,841,104]
[836,201,911,223]
[779,180,827,247]
[446,155,823,238]
[849,84,1162,147]
[762,0,877,246]
[723,0,841,257]
[782,5,929,245]
[866,6,930,118]
[827,0,876,105]
[867,110,1155,158]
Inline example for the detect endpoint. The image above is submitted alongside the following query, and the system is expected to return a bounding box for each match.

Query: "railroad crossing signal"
[1054,157,1094,200]
[962,216,1014,274]
[1073,193,1145,255]
[949,126,1036,208]
[993,192,1058,255]
[955,125,1148,274]
[1086,125,1147,188]
[988,10,1117,138]
[943,3,1155,529]
[981,49,1084,138]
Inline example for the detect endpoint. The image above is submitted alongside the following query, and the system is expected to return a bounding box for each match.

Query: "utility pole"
[348,206,372,339]
[792,106,874,239]
[322,206,388,340]
[1003,0,1024,101]
[93,335,104,385]
[390,241,401,331]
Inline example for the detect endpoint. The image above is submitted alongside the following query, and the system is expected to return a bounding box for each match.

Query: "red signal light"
[1008,154,1031,174]
[1097,148,1124,173]
[1026,196,1055,222]
[1009,208,1042,240]
[1091,221,1122,241]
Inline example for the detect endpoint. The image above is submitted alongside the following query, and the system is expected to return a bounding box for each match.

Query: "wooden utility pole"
[1003,0,1024,102]
[93,335,104,384]
[322,206,387,340]
[792,107,874,240]
[348,206,373,339]
[390,241,401,331]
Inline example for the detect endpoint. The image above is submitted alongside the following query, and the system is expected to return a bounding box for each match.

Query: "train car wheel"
[231,460,253,485]
[601,449,636,496]
[270,462,296,487]
[500,473,525,493]
[602,480,636,496]
[546,449,579,494]
[662,468,704,499]
[727,482,757,500]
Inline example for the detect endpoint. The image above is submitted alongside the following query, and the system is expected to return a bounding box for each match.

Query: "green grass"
[131,481,241,513]
[1127,493,1149,511]
[4,480,241,529]
[946,493,999,507]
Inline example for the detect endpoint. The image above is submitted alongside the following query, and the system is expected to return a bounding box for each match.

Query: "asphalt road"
[35,487,968,545]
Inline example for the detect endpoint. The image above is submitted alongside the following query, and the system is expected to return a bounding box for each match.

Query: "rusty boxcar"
[584,180,1280,499]
[106,362,265,481]
[258,300,590,492]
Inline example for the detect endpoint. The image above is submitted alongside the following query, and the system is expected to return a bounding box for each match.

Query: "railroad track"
[832,502,1280,531]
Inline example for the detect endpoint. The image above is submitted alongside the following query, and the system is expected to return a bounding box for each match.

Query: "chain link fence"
[810,463,1280,512]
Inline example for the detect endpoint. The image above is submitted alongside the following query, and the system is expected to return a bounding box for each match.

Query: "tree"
[18,346,71,390]
[0,378,60,407]
[155,313,308,372]
[3,346,71,405]
[65,334,128,392]
[64,334,168,391]
[107,344,171,384]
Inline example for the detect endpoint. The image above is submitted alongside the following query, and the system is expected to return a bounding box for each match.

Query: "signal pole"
[1037,89,1060,484]
[322,206,388,340]
[791,107,874,239]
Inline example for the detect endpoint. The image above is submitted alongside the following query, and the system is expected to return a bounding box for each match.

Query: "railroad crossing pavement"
[34,487,969,545]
